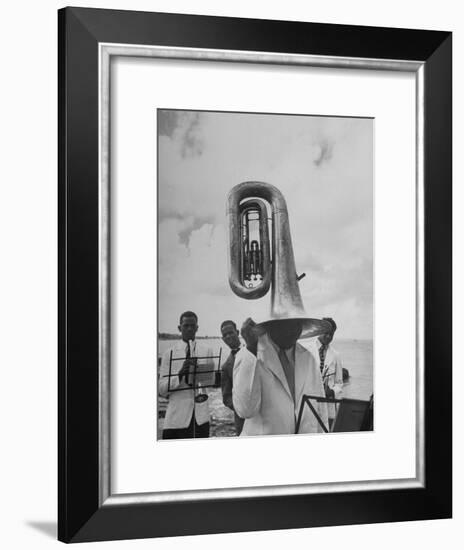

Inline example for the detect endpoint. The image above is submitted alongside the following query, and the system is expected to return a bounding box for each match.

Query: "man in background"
[158,311,214,439]
[220,320,245,436]
[313,317,343,429]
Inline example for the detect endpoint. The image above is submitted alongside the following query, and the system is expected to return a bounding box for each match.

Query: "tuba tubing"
[227,181,306,319]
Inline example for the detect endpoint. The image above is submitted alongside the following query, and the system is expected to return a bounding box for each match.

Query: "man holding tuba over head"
[227,181,330,436]
[234,317,328,436]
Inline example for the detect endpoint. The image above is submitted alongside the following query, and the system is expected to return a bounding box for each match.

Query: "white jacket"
[232,333,328,436]
[312,339,344,420]
[158,340,214,429]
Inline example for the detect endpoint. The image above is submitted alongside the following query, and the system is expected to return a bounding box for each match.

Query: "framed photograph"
[58,7,452,543]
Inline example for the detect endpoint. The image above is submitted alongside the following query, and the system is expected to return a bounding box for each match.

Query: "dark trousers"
[234,413,245,436]
[162,414,210,440]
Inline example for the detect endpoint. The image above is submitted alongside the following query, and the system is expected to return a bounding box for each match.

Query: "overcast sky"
[158,110,373,340]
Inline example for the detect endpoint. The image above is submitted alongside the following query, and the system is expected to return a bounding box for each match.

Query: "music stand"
[160,348,223,438]
[332,396,373,432]
[296,394,373,434]
[164,348,223,393]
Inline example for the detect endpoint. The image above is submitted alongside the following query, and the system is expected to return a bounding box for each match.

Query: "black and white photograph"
[157,109,374,440]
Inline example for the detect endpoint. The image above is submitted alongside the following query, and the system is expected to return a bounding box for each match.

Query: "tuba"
[227,181,329,337]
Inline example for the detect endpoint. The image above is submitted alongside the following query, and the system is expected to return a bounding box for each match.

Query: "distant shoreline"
[158,335,373,343]
[158,333,217,340]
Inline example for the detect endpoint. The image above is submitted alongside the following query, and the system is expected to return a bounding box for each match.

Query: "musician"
[312,317,343,429]
[233,317,328,436]
[220,320,245,436]
[158,311,214,439]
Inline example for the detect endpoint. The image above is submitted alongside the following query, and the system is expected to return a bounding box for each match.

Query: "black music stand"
[163,348,223,393]
[296,394,373,434]
[160,349,223,438]
[332,396,373,432]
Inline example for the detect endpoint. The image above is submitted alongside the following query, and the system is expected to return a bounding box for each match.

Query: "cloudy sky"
[158,110,373,340]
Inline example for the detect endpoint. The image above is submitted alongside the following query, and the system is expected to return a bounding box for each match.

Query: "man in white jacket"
[158,311,215,439]
[233,317,328,436]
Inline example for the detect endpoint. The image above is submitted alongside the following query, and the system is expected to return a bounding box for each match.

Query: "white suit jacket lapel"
[294,343,310,407]
[258,334,292,400]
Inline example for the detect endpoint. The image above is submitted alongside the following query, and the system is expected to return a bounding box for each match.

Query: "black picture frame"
[58,7,452,543]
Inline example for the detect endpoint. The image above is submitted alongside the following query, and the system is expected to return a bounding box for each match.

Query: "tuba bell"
[227,181,329,337]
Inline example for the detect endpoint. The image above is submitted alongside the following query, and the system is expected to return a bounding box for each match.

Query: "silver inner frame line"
[98,43,425,506]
